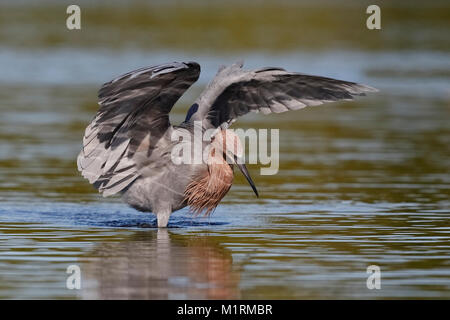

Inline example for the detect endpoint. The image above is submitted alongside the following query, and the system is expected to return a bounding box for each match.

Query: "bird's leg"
[156,210,172,228]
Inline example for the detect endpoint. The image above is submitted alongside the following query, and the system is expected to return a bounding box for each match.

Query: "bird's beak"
[234,155,259,198]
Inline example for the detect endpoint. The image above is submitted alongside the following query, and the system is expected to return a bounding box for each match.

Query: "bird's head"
[209,130,259,197]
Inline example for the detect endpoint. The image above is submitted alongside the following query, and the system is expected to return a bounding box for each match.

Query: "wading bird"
[77,61,376,227]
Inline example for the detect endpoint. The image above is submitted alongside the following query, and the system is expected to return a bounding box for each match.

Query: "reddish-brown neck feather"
[184,151,234,216]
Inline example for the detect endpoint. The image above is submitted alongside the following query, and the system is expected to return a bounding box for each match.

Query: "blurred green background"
[0,0,449,299]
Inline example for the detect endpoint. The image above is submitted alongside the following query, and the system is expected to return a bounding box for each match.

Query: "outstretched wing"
[190,61,377,129]
[77,61,200,196]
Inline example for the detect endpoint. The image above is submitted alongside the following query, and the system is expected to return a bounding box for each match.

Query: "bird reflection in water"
[81,229,240,299]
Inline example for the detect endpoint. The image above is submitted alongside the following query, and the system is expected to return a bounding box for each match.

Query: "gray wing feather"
[77,62,200,196]
[192,62,377,128]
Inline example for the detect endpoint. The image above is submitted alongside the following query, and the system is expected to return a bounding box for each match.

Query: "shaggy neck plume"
[184,148,234,216]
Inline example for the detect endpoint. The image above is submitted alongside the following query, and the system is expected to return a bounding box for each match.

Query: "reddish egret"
[77,61,376,227]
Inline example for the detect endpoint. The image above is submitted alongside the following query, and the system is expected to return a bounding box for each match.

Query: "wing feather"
[77,61,200,196]
[191,62,377,128]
